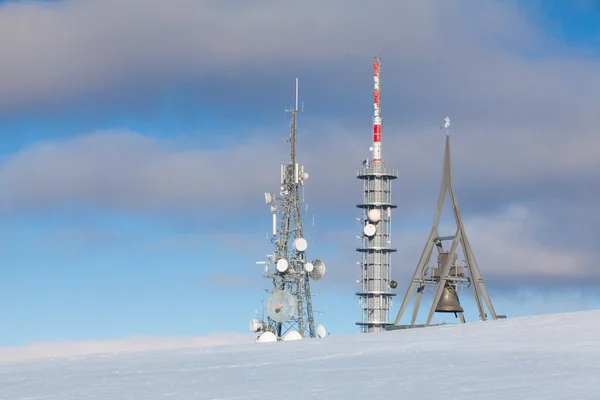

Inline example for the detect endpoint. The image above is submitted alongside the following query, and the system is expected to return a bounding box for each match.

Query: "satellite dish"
[368,209,381,223]
[282,330,302,341]
[264,192,273,205]
[390,280,398,289]
[266,290,296,322]
[363,224,376,237]
[317,324,327,338]
[305,262,314,272]
[293,237,308,252]
[276,258,289,272]
[309,259,326,281]
[256,331,277,343]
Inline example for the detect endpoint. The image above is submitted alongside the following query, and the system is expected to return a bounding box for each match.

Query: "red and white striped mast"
[373,56,382,162]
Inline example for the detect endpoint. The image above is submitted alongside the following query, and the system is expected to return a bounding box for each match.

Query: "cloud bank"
[0,333,255,364]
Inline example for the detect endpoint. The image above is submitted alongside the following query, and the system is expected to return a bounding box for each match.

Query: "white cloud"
[0,130,286,213]
[0,333,255,364]
[316,203,598,287]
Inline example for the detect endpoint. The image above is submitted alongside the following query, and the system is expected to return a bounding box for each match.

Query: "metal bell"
[435,283,464,313]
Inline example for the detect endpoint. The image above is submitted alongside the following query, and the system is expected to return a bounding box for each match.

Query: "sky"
[1,0,600,358]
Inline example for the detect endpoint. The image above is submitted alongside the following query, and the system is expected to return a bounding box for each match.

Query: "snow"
[2,310,600,399]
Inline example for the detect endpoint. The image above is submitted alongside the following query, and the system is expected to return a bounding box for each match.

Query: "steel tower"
[356,57,398,333]
[250,78,327,342]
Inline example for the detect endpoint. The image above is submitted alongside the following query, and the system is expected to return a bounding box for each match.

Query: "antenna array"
[250,78,327,342]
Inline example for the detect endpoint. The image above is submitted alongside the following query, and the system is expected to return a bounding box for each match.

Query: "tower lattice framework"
[253,78,324,341]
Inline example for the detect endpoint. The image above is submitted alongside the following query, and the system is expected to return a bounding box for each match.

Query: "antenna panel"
[293,237,308,252]
[317,324,327,338]
[256,331,277,343]
[264,192,273,205]
[249,318,264,332]
[305,262,314,272]
[276,258,289,272]
[363,224,376,237]
[282,330,302,341]
[368,209,381,223]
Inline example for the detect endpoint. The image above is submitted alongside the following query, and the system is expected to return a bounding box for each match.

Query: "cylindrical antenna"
[295,77,299,111]
[373,56,382,162]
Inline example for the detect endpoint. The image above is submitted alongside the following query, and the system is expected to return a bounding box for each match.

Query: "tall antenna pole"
[356,56,398,333]
[373,57,382,162]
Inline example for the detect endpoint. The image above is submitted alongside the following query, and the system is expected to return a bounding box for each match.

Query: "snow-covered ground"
[2,310,599,399]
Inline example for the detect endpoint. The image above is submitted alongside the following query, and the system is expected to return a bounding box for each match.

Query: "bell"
[435,283,464,313]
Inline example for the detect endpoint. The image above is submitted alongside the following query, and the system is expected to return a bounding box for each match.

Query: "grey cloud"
[0,0,598,291]
[0,130,288,214]
[313,203,600,290]
[0,0,559,114]
[3,127,594,286]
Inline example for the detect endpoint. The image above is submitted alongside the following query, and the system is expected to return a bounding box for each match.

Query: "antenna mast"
[250,78,328,342]
[355,57,399,333]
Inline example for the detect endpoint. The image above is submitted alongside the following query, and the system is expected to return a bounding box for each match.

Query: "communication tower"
[356,57,399,333]
[250,78,328,342]
[392,117,505,328]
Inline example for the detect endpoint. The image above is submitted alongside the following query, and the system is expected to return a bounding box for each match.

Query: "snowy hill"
[2,310,599,399]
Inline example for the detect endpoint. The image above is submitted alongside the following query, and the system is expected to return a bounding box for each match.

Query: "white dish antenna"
[266,290,296,322]
[264,192,273,205]
[368,209,381,223]
[276,258,289,273]
[309,259,326,281]
[317,324,327,338]
[305,262,314,272]
[363,224,376,237]
[293,237,308,252]
[282,330,302,341]
[256,331,277,343]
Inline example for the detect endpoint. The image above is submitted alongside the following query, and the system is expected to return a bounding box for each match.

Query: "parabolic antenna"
[276,258,289,272]
[267,290,296,323]
[305,262,314,272]
[282,330,302,341]
[363,224,376,237]
[317,324,327,338]
[368,209,381,223]
[309,259,326,281]
[264,192,273,205]
[256,331,277,343]
[293,237,308,252]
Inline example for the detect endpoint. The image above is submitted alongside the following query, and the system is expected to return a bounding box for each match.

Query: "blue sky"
[1,0,600,354]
